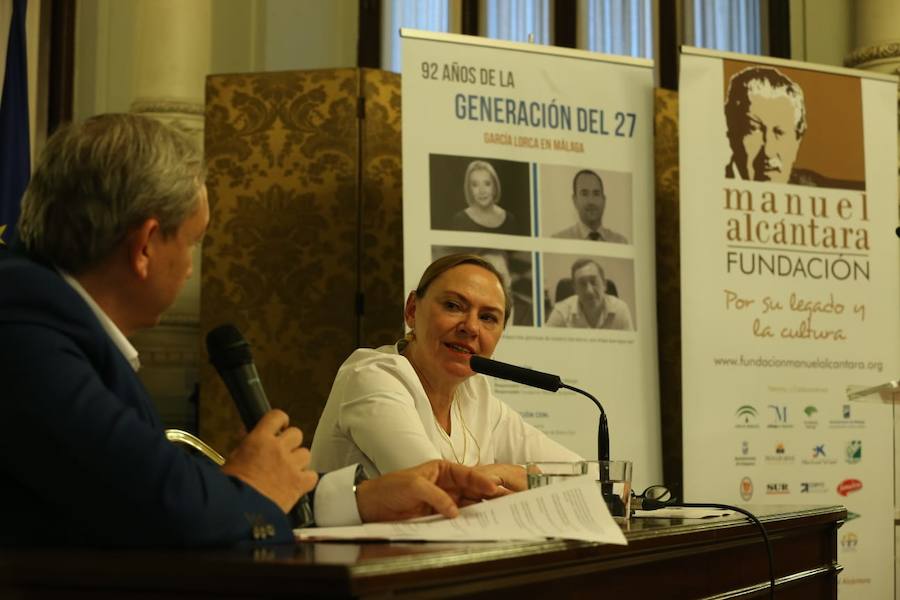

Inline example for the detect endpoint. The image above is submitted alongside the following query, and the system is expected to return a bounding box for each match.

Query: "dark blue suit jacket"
[0,249,292,547]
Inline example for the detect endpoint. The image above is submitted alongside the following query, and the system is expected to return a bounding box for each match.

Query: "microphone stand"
[559,383,620,516]
[467,355,620,515]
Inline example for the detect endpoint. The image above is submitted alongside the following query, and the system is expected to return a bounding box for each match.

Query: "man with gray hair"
[546,258,633,330]
[724,66,865,189]
[724,66,808,184]
[0,114,497,547]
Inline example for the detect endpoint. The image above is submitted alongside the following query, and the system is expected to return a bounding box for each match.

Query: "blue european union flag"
[0,0,31,245]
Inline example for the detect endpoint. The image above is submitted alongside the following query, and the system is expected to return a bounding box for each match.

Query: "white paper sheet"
[296,475,627,545]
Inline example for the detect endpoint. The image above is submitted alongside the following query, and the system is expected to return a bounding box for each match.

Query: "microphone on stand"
[206,324,314,528]
[469,355,620,514]
[468,355,610,462]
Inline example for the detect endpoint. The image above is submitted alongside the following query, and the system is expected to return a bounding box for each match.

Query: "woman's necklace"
[432,400,481,465]
[433,401,467,463]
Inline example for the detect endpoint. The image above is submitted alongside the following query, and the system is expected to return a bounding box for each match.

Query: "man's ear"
[126,218,161,280]
[403,291,418,330]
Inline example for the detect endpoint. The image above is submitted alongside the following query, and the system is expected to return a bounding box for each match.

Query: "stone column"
[845,2,900,76]
[129,0,211,430]
[845,0,900,187]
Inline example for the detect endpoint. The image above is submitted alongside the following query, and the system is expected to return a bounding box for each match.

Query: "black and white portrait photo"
[541,253,636,331]
[539,164,633,243]
[430,154,532,236]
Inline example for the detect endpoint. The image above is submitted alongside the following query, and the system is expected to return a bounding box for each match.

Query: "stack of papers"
[297,475,627,545]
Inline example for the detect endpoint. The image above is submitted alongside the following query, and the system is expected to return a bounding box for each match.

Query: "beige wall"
[262,0,357,72]
[789,0,853,67]
[74,0,358,120]
[73,0,137,119]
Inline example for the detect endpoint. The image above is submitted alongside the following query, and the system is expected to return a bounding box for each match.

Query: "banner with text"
[401,30,661,489]
[679,47,899,598]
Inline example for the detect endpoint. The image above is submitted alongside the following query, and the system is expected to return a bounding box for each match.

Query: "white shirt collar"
[59,270,141,372]
[575,220,599,240]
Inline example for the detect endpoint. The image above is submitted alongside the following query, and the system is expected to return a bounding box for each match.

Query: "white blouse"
[309,345,581,477]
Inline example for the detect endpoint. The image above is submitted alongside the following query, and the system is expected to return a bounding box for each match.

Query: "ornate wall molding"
[130,99,205,140]
[844,41,900,68]
[138,347,200,368]
[131,98,205,116]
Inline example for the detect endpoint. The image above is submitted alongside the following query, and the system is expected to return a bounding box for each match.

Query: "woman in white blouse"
[309,254,581,490]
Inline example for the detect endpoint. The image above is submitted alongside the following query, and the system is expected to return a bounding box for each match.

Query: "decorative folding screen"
[201,69,403,453]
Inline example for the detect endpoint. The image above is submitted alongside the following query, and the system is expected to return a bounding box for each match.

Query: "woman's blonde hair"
[462,160,501,207]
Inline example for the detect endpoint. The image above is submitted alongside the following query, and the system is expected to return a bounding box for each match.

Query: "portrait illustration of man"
[723,65,865,190]
[552,170,628,243]
[724,66,807,184]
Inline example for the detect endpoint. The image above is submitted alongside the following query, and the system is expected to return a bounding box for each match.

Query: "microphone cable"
[640,498,775,599]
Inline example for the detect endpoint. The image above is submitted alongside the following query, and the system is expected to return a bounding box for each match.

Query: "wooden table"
[0,505,844,599]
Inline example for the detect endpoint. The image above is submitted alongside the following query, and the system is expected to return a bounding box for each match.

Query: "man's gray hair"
[724,66,807,141]
[18,113,206,273]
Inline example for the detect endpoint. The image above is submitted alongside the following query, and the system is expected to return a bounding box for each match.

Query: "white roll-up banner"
[679,46,899,598]
[401,30,661,490]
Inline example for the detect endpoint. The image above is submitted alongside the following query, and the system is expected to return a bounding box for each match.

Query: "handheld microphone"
[206,324,314,527]
[469,355,610,462]
[206,324,270,429]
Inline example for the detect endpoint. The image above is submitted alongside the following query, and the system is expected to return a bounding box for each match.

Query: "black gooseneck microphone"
[469,355,620,516]
[468,355,610,462]
[206,324,314,528]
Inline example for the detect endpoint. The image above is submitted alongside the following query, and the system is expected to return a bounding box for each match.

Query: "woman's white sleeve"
[338,373,442,474]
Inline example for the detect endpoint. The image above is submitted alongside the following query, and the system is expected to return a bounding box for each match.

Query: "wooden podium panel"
[201,69,403,453]
[0,505,844,599]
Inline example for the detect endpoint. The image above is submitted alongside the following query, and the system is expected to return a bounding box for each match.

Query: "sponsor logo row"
[738,476,863,501]
[735,404,865,429]
[735,439,862,466]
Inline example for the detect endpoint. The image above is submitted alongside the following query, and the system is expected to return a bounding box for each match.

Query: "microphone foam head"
[469,355,562,392]
[469,355,490,373]
[206,324,253,369]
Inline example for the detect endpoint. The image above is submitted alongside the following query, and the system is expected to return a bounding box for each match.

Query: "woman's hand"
[473,463,527,492]
[355,460,503,523]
